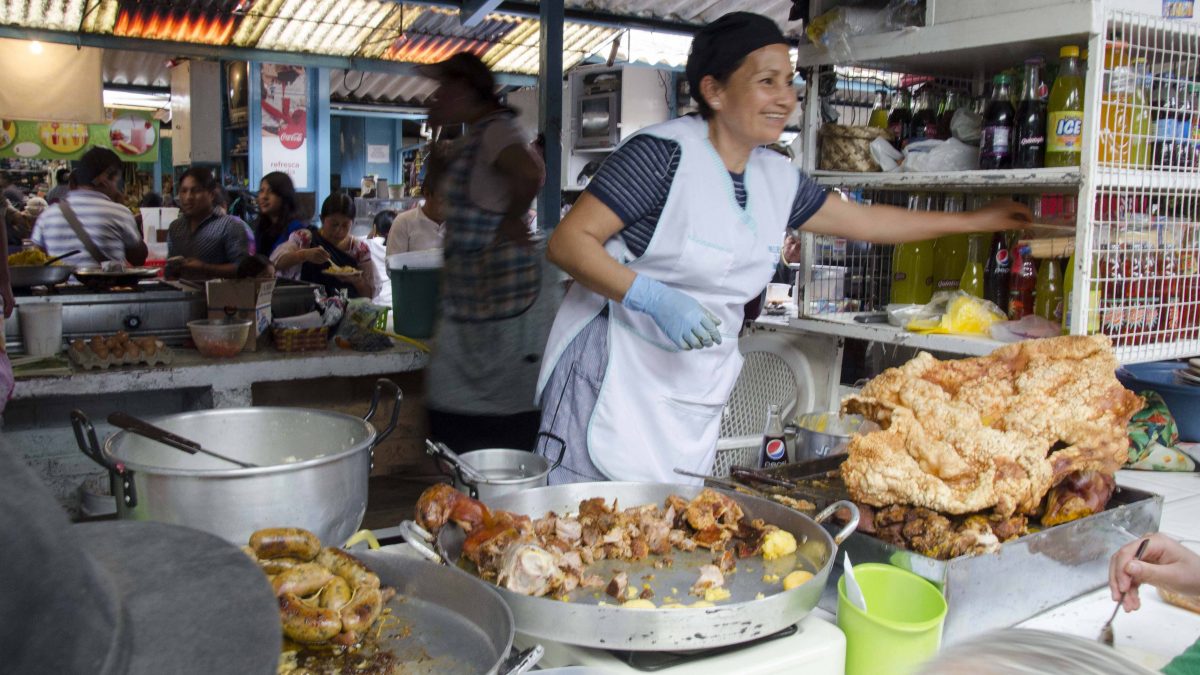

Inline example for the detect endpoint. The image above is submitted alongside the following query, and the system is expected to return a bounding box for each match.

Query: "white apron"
[536,116,798,484]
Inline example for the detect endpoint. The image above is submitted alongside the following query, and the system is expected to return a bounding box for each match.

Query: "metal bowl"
[9,265,74,288]
[793,412,876,462]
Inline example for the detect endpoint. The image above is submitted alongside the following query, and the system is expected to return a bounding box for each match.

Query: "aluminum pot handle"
[814,499,859,546]
[364,378,403,448]
[536,431,567,472]
[70,409,138,508]
[396,520,444,565]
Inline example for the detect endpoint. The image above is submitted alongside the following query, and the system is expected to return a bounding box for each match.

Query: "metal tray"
[737,458,1164,644]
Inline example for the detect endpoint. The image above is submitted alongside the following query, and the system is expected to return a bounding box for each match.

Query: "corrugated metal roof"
[1,0,792,76]
[102,49,171,87]
[329,69,437,106]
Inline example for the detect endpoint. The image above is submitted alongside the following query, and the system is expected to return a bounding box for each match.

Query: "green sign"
[0,109,159,162]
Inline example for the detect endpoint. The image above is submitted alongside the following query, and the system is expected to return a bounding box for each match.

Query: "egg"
[622,599,656,609]
[782,570,814,591]
[762,530,797,561]
[703,587,732,602]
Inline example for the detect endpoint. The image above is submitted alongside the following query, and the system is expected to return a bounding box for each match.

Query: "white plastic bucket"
[19,303,63,356]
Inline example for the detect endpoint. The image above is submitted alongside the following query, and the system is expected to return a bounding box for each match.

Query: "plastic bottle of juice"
[869,90,890,130]
[932,195,968,292]
[960,235,985,298]
[891,194,934,305]
[1099,41,1134,165]
[1035,257,1064,323]
[1063,250,1103,335]
[1046,46,1085,167]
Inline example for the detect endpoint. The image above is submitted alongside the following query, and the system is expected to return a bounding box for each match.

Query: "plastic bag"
[905,291,1006,336]
[871,137,903,172]
[333,299,392,352]
[807,1,924,62]
[901,138,979,172]
[989,315,1063,342]
[951,106,982,144]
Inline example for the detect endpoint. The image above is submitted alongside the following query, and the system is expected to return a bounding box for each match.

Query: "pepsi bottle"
[984,232,1012,312]
[759,404,788,469]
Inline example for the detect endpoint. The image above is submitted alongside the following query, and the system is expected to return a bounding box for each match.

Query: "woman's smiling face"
[703,44,796,147]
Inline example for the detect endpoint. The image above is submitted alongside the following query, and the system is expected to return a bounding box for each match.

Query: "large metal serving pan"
[748,457,1164,644]
[435,482,857,652]
[9,265,73,288]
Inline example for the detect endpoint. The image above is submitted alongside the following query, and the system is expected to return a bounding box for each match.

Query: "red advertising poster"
[261,64,308,189]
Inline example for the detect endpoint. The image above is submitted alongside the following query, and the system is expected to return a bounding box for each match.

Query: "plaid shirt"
[167,211,250,266]
[441,112,542,322]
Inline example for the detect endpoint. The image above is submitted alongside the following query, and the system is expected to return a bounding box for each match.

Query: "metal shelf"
[786,314,1003,357]
[1092,167,1200,191]
[795,2,1095,76]
[811,167,1082,192]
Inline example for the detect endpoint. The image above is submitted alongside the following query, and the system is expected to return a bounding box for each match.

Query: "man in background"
[165,167,248,280]
[30,147,146,267]
[45,168,71,204]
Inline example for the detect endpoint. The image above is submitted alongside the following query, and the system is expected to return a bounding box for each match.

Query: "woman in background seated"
[253,172,305,258]
[271,192,376,299]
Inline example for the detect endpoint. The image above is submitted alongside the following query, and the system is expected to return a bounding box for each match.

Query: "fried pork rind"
[840,335,1143,518]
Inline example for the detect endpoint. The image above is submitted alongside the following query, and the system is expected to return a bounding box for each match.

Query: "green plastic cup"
[837,563,948,675]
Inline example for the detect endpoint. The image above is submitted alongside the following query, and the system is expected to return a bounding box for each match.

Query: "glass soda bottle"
[984,231,1012,311]
[980,74,1016,169]
[888,89,913,150]
[1008,243,1037,319]
[960,235,985,298]
[869,90,890,130]
[1034,257,1064,323]
[908,87,940,145]
[937,89,964,140]
[1046,46,1085,167]
[759,404,788,468]
[1015,58,1047,168]
[1153,73,1192,169]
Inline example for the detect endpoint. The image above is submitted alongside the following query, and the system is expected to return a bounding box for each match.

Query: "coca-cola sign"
[279,129,305,150]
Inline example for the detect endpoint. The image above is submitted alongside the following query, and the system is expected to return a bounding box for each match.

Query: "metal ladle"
[107,412,258,468]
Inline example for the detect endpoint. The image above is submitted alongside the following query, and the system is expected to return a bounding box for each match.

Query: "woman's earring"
[710,100,720,109]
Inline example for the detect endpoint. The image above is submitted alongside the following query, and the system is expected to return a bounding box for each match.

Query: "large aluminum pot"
[71,379,402,547]
[10,264,74,288]
[429,433,565,500]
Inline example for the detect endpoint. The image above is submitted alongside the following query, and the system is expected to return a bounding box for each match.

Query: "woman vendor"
[270,192,376,299]
[535,12,1032,485]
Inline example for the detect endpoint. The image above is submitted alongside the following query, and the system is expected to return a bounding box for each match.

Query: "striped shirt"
[31,190,141,266]
[586,135,828,258]
[167,211,250,266]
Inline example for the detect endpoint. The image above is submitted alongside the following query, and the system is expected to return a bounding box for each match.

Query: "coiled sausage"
[251,528,321,561]
[278,593,342,643]
[271,562,334,598]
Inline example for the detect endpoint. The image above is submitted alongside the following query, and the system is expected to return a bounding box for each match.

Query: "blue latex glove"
[622,274,722,350]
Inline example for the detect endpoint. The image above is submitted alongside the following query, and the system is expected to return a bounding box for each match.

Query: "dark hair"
[213,186,229,208]
[55,168,70,184]
[76,147,124,187]
[373,210,396,238]
[686,12,788,120]
[319,192,356,220]
[139,192,163,208]
[179,167,217,192]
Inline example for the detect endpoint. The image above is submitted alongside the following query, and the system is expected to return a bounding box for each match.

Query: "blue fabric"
[586,134,828,258]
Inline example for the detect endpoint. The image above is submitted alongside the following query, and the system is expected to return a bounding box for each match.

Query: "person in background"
[22,196,47,222]
[213,186,258,256]
[0,173,26,212]
[535,12,1030,485]
[46,168,71,204]
[253,171,305,259]
[0,209,14,415]
[271,192,376,299]
[31,147,146,267]
[417,51,557,452]
[134,191,163,231]
[366,210,394,307]
[165,167,248,280]
[386,148,449,256]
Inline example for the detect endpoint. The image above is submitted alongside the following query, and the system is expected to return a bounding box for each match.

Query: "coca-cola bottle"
[984,232,1011,312]
[759,404,788,469]
[1008,243,1036,320]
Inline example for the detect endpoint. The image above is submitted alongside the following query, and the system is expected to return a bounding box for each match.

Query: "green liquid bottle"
[869,90,890,130]
[960,235,985,298]
[891,240,935,305]
[1035,257,1064,322]
[1046,45,1085,167]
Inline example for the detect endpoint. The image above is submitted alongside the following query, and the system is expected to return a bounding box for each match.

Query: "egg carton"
[67,339,174,371]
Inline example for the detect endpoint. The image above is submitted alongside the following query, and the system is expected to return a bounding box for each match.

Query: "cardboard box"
[206,279,274,351]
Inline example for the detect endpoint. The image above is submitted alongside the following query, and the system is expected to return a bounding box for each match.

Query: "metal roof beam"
[0,26,537,86]
[460,0,505,28]
[498,2,706,35]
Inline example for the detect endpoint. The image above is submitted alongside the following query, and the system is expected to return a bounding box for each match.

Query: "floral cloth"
[1127,391,1197,471]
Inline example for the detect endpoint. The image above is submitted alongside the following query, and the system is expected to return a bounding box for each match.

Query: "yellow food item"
[622,599,656,609]
[626,586,639,600]
[660,603,687,609]
[8,248,52,266]
[782,570,814,591]
[761,530,797,561]
[763,574,781,583]
[689,601,714,608]
[326,264,357,275]
[703,587,731,602]
[755,592,766,600]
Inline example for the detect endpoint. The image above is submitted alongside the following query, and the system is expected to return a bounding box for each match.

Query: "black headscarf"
[686,12,789,109]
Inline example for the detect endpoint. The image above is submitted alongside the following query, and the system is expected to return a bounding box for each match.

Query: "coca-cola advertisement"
[261,64,308,188]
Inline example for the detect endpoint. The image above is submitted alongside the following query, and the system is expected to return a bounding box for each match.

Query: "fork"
[1099,538,1150,646]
